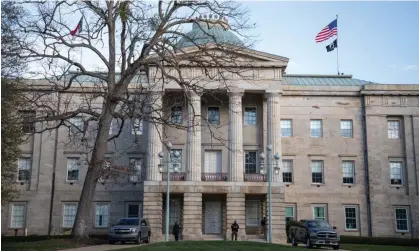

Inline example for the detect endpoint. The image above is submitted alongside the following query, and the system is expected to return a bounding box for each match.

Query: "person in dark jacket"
[231,220,239,241]
[261,217,266,234]
[172,221,180,241]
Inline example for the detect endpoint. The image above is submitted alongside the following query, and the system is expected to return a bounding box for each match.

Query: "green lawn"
[1,238,106,251]
[340,243,419,251]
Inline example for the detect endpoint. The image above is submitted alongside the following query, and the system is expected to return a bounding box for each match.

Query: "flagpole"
[336,14,340,75]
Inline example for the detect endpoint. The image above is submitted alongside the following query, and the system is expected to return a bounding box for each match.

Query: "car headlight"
[131,228,137,233]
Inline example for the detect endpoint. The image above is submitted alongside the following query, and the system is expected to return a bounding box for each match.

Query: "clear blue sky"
[242,1,419,84]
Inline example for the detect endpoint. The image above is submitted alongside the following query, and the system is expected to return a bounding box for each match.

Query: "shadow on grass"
[1,237,107,251]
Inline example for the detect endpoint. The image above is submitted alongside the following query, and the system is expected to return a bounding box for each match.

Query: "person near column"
[231,220,239,241]
[172,221,180,241]
[261,217,266,234]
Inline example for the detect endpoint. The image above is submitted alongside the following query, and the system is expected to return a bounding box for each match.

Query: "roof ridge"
[284,74,353,78]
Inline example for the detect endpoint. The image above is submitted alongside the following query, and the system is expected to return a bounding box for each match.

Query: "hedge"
[340,236,419,247]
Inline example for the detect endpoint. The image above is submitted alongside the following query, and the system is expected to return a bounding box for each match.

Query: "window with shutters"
[281,119,293,137]
[95,203,110,228]
[282,160,293,183]
[66,158,80,181]
[342,161,355,184]
[10,203,26,228]
[17,158,31,182]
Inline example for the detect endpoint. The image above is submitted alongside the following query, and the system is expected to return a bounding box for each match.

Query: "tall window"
[129,158,142,182]
[285,206,295,223]
[342,161,355,184]
[18,158,31,182]
[344,206,358,230]
[207,107,220,124]
[311,160,324,184]
[390,161,403,185]
[282,160,293,183]
[244,107,256,125]
[245,200,260,226]
[21,111,35,134]
[62,203,78,228]
[310,120,323,137]
[10,204,26,228]
[69,117,83,135]
[126,202,142,218]
[388,120,400,139]
[395,207,409,232]
[170,150,182,171]
[312,205,327,221]
[244,151,257,173]
[281,119,293,137]
[340,120,353,138]
[95,203,109,228]
[66,158,80,181]
[171,106,183,125]
[131,118,143,135]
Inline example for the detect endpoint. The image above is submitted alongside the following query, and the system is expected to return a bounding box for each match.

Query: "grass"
[340,243,419,251]
[1,237,106,251]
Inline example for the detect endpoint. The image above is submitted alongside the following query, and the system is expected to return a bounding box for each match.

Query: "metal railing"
[161,172,186,181]
[244,173,266,182]
[201,172,228,181]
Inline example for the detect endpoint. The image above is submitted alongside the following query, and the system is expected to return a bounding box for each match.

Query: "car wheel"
[333,245,340,250]
[305,238,312,249]
[291,236,298,247]
[135,234,141,244]
[145,234,150,243]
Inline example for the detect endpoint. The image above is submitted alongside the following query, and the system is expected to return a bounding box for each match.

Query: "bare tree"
[9,0,255,239]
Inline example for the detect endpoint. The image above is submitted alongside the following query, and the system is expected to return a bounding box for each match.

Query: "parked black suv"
[287,219,340,250]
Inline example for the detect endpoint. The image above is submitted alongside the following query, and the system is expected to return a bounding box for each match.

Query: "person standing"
[261,217,266,234]
[172,221,180,241]
[231,220,239,241]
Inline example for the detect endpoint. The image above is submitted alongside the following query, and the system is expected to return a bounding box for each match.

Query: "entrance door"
[204,201,222,234]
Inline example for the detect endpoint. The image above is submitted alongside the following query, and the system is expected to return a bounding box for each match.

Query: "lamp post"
[259,144,280,244]
[158,142,180,241]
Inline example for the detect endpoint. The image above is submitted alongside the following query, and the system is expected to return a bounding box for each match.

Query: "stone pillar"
[182,193,203,240]
[186,91,202,181]
[266,92,282,183]
[143,192,163,242]
[266,192,286,243]
[226,193,246,241]
[147,92,163,181]
[228,91,244,182]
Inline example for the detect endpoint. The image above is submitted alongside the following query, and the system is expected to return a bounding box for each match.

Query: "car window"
[307,220,331,228]
[116,218,139,225]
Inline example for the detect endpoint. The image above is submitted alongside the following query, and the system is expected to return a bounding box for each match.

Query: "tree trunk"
[71,104,115,239]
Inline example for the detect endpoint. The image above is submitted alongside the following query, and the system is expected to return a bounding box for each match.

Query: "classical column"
[228,91,244,182]
[147,92,163,181]
[266,92,282,183]
[186,91,202,181]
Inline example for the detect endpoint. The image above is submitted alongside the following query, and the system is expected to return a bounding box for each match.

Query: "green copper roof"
[176,22,243,49]
[282,75,374,86]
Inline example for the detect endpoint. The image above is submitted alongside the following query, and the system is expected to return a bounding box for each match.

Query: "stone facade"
[2,48,419,243]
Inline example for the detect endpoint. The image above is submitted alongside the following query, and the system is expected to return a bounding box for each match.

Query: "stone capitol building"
[2,16,419,242]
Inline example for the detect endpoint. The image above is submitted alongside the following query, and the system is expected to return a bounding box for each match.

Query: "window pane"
[95,204,109,227]
[171,106,183,125]
[388,121,400,139]
[342,161,355,184]
[395,208,408,231]
[310,120,322,137]
[390,162,403,185]
[128,204,140,218]
[311,161,323,183]
[314,207,325,220]
[67,158,79,181]
[244,107,256,125]
[345,207,357,229]
[341,120,353,137]
[69,117,83,134]
[281,120,292,137]
[208,107,220,124]
[18,158,31,181]
[11,205,25,228]
[63,204,77,228]
[21,111,35,133]
[282,160,293,183]
[245,151,257,174]
[129,158,142,182]
[132,119,143,135]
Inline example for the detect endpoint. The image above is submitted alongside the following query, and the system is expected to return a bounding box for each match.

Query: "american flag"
[315,19,337,43]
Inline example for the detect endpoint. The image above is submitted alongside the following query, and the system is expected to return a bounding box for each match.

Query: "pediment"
[147,44,289,68]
